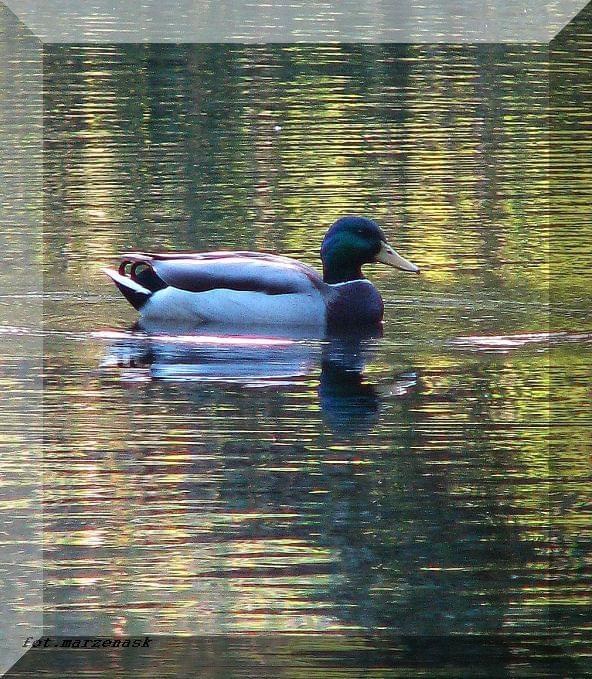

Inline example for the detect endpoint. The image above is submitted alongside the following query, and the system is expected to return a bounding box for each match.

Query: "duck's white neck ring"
[329,279,372,287]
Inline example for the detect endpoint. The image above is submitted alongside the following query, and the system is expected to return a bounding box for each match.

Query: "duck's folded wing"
[120,252,325,295]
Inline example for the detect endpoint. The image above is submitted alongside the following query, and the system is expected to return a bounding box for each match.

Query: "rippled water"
[3,25,592,676]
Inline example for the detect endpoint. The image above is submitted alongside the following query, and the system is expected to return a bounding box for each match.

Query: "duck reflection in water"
[318,329,416,434]
[99,319,417,435]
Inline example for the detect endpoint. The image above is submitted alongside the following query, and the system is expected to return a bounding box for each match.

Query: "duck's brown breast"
[326,280,384,328]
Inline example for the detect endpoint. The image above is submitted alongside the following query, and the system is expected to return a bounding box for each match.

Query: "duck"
[102,216,420,329]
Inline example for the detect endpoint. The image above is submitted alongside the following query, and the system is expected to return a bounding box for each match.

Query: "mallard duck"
[103,216,420,328]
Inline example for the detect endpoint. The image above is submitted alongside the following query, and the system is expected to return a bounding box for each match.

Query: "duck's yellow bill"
[375,241,420,274]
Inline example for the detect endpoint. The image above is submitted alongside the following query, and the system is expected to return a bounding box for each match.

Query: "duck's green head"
[320,216,419,284]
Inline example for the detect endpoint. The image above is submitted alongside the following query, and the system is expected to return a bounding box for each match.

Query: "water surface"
[30,40,592,673]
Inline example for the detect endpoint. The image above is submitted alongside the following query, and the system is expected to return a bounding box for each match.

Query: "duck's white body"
[104,251,333,327]
[141,285,327,327]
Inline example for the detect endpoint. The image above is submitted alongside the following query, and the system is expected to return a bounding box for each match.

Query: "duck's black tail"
[102,268,153,311]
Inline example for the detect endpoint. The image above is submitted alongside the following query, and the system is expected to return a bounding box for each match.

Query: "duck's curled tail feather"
[102,268,153,311]
[103,254,170,310]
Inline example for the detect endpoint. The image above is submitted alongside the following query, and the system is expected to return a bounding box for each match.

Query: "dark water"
[6,29,591,677]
